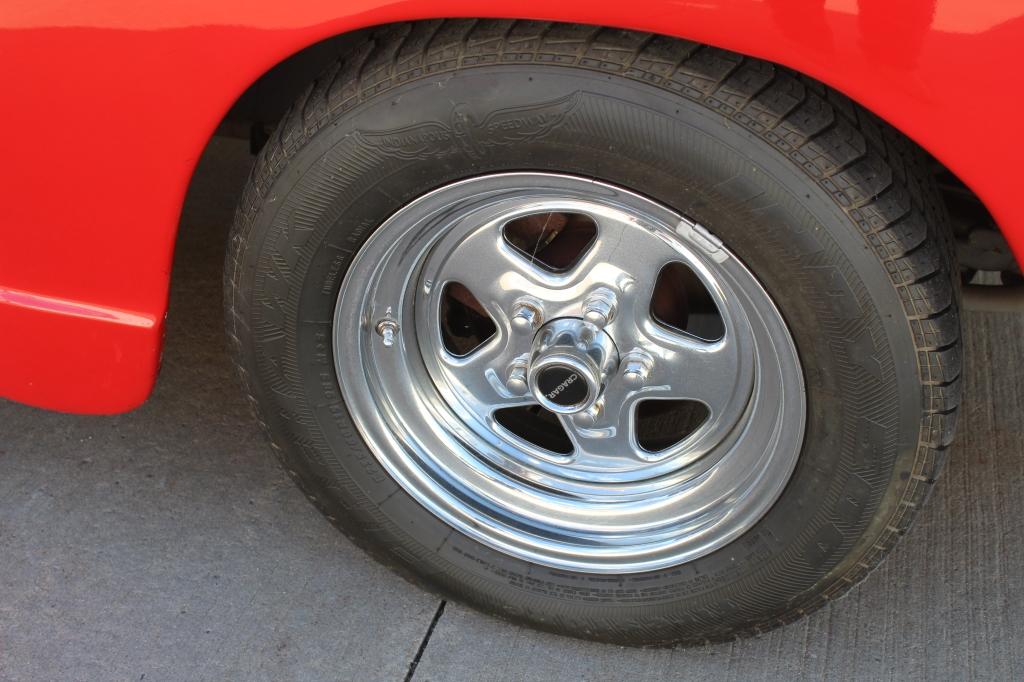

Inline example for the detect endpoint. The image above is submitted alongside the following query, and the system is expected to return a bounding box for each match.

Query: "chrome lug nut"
[621,350,654,387]
[375,318,399,347]
[510,300,543,333]
[615,273,637,293]
[573,401,603,428]
[582,287,617,328]
[506,359,529,394]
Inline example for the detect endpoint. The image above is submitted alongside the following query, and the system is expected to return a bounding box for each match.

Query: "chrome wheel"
[334,173,805,573]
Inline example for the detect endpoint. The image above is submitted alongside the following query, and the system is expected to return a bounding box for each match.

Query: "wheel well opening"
[202,19,1019,286]
[216,27,375,151]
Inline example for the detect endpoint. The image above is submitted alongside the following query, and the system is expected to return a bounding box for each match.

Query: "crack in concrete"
[404,600,447,682]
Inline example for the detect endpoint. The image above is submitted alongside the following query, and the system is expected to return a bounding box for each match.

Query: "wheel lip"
[333,172,806,574]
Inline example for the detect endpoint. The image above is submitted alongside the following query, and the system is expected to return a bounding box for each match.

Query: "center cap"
[536,364,590,408]
[527,318,619,414]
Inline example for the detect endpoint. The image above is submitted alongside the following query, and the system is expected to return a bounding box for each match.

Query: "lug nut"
[375,318,399,347]
[582,287,617,328]
[506,360,529,394]
[574,401,603,428]
[621,351,654,386]
[511,300,543,333]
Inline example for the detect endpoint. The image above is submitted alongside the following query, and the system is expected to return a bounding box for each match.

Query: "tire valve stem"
[375,317,399,348]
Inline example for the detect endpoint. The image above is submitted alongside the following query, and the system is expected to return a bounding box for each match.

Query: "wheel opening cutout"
[502,212,597,272]
[651,262,725,341]
[439,282,497,356]
[494,405,574,455]
[636,399,710,452]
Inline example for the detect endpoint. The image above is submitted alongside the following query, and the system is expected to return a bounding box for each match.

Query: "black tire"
[225,21,961,645]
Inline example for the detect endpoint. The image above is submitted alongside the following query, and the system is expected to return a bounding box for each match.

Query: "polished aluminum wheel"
[334,173,805,573]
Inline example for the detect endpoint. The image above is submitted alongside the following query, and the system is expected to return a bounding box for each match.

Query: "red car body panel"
[1,0,1022,414]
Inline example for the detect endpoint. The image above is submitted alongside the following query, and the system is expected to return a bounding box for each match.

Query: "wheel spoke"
[439,335,534,411]
[434,220,558,324]
[641,330,753,422]
[576,212,680,344]
[559,385,646,466]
